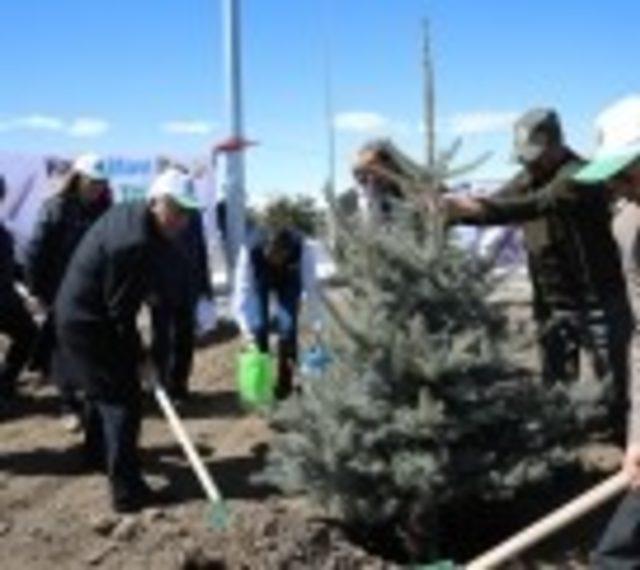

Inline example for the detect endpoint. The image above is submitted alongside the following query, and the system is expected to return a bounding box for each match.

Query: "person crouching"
[232,226,321,400]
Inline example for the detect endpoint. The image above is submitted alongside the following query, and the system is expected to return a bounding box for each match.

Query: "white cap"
[595,96,640,156]
[73,153,107,181]
[573,96,640,183]
[147,168,200,210]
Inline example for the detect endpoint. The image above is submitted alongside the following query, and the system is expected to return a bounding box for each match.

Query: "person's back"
[27,181,112,306]
[55,201,155,333]
[249,227,303,295]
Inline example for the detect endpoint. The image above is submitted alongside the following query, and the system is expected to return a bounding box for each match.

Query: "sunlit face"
[608,163,640,206]
[151,196,191,239]
[523,145,563,178]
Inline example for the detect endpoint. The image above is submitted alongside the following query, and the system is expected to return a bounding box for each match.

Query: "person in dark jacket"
[150,210,213,401]
[27,154,112,426]
[232,226,321,400]
[0,176,38,400]
[443,108,631,427]
[54,168,199,513]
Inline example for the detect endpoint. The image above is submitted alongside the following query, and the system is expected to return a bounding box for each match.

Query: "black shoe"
[111,479,157,514]
[0,383,17,401]
[168,386,189,403]
[112,495,143,514]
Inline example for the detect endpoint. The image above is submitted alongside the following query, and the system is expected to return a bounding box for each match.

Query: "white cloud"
[334,111,390,133]
[13,114,66,131]
[449,111,518,135]
[0,114,110,137]
[68,117,110,138]
[161,120,215,135]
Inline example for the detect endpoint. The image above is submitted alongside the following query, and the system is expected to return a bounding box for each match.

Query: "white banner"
[0,152,51,264]
[0,152,222,265]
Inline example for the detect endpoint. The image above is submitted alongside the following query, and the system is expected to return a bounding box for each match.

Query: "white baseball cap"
[147,168,200,210]
[574,96,640,183]
[73,153,107,181]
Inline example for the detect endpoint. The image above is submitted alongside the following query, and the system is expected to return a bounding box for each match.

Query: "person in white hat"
[53,168,199,513]
[26,153,113,431]
[580,97,640,568]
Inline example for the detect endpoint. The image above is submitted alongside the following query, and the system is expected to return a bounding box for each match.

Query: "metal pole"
[223,0,246,275]
[323,4,337,248]
[422,18,436,170]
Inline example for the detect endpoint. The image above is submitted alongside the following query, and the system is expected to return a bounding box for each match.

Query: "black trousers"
[56,322,144,506]
[84,386,143,505]
[253,285,300,400]
[150,303,194,397]
[35,313,81,413]
[592,492,640,569]
[538,304,629,388]
[0,296,37,395]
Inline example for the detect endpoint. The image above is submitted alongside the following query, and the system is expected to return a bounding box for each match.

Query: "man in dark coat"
[150,210,213,401]
[54,168,199,512]
[0,176,37,401]
[26,154,112,425]
[443,109,631,429]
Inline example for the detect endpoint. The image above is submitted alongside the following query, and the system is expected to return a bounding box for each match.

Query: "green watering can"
[236,344,275,408]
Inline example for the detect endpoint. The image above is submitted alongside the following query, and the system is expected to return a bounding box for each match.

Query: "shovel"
[413,471,628,569]
[465,470,628,569]
[149,374,229,529]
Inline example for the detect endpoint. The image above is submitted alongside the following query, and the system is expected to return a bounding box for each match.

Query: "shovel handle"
[466,471,629,570]
[150,376,224,505]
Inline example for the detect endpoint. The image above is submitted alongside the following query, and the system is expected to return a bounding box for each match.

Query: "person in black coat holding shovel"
[26,154,112,429]
[55,168,199,513]
[0,176,37,402]
[149,210,213,402]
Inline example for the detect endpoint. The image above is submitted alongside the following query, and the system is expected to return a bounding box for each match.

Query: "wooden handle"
[466,471,629,570]
[150,376,224,505]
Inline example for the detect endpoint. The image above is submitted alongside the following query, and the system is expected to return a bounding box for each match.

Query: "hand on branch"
[442,195,486,220]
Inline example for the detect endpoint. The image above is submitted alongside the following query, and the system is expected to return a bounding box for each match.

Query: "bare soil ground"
[0,334,395,570]
[0,311,625,569]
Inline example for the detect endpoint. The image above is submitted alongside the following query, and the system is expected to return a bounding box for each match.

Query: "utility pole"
[323,4,337,248]
[222,0,246,274]
[422,18,436,169]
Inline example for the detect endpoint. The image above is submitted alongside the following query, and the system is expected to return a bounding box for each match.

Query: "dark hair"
[0,176,6,202]
[264,227,297,258]
[58,172,84,196]
[359,139,402,173]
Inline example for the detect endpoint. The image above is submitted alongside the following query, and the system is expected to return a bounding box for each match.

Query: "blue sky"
[0,0,638,203]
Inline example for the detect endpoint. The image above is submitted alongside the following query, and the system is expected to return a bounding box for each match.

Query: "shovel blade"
[208,500,230,530]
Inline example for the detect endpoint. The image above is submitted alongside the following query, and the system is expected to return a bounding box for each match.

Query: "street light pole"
[222,0,246,275]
